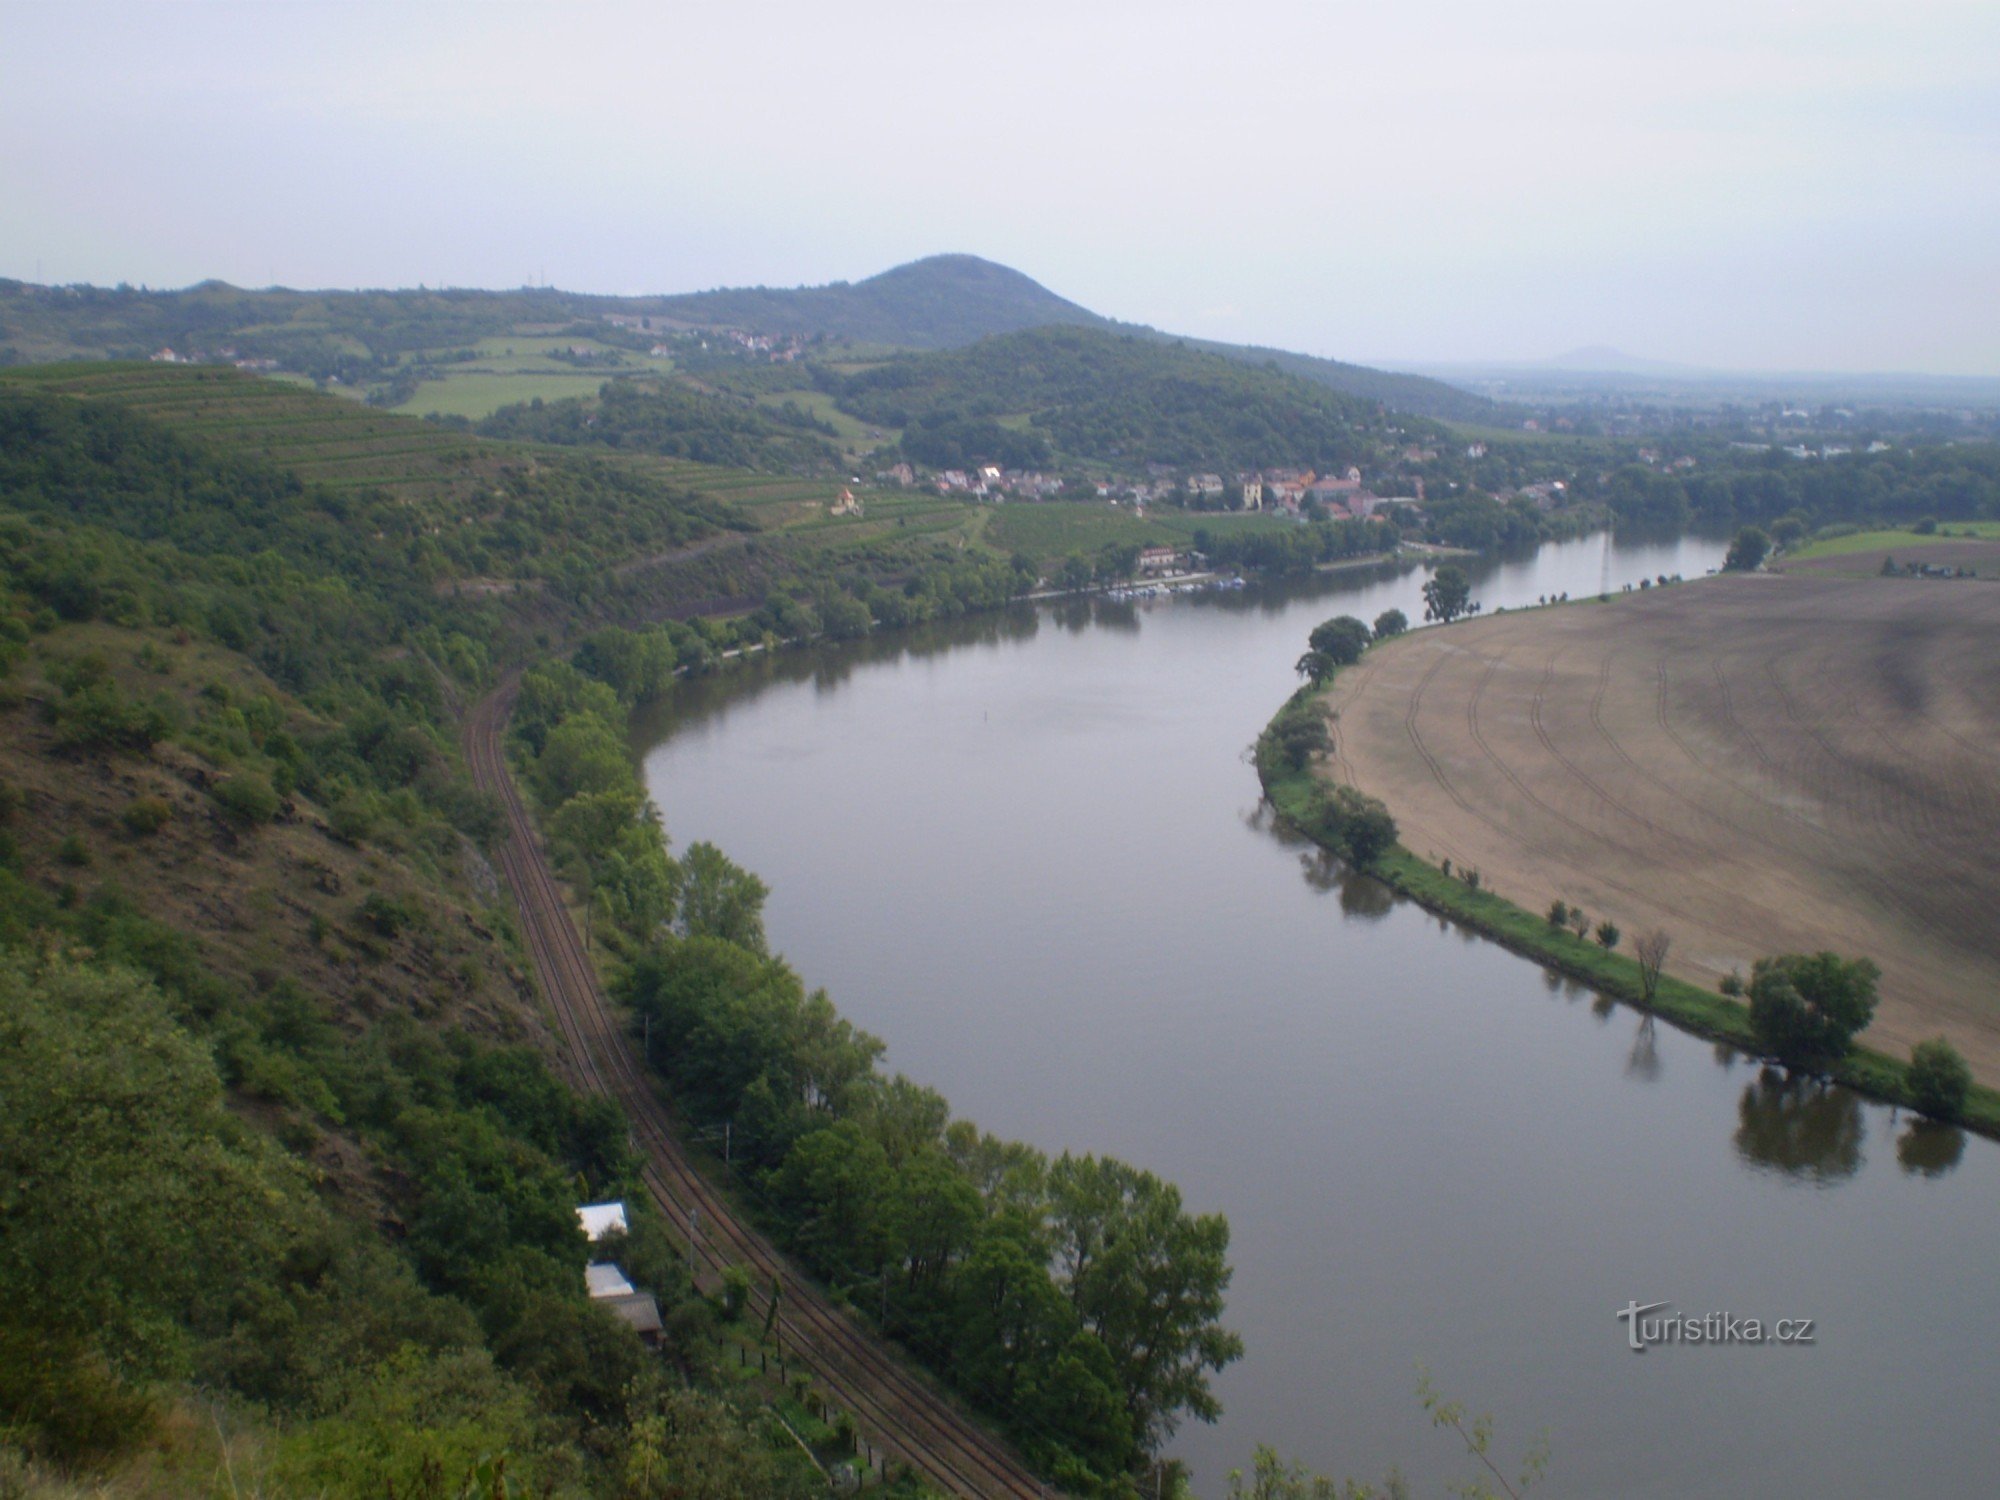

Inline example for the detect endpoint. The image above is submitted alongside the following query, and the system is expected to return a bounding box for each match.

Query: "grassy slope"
[1258,684,2000,1139]
[1786,520,2000,560]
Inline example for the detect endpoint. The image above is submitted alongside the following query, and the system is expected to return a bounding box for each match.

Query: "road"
[464,678,1055,1499]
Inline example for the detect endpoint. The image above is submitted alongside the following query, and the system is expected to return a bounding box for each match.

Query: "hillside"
[651,252,1109,349]
[1,257,1501,425]
[0,367,1256,1495]
[833,324,1430,473]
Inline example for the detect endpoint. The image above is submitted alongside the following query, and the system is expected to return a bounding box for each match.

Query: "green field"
[1788,520,2000,561]
[405,368,616,419]
[983,500,1300,560]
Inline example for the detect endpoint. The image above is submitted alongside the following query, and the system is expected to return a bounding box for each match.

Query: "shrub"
[1595,921,1621,950]
[122,797,173,836]
[212,773,280,824]
[1747,952,1880,1065]
[57,833,91,868]
[1546,899,1569,928]
[1907,1038,1971,1121]
[1719,969,1744,997]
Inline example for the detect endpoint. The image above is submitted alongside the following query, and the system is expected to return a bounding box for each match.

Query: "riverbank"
[1257,678,2000,1140]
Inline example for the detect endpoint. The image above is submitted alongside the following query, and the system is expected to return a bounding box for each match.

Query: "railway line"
[464,679,1055,1500]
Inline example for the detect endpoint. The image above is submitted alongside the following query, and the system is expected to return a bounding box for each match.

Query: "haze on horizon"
[3,0,1995,377]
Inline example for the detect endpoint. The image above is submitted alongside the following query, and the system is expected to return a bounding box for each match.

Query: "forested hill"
[1,258,1501,424]
[834,324,1437,473]
[651,253,1110,348]
[1167,334,1502,424]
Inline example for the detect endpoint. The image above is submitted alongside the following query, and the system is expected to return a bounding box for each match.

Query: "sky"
[3,0,1996,374]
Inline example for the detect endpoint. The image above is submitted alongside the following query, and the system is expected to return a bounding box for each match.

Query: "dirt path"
[1321,574,2000,1082]
[464,680,1054,1499]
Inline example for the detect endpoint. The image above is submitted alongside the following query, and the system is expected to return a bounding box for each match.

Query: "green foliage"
[1908,1038,1972,1121]
[1594,921,1620,951]
[1421,565,1473,624]
[478,379,839,472]
[211,770,280,823]
[1308,615,1371,667]
[269,1347,540,1500]
[1724,526,1770,572]
[121,795,172,835]
[1747,952,1881,1065]
[1049,1153,1244,1453]
[1373,607,1408,638]
[676,841,769,952]
[0,955,303,1398]
[837,326,1412,475]
[1257,695,1332,775]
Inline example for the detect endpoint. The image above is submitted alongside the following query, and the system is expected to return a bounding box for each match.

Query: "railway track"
[464,679,1055,1500]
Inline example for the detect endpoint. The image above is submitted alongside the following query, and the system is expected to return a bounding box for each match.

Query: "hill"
[832,324,1430,474]
[651,252,1109,349]
[1,257,1499,424]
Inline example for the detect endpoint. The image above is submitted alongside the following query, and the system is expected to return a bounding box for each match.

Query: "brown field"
[1320,573,2000,1080]
[1774,537,2000,579]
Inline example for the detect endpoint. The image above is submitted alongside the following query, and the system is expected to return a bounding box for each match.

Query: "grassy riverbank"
[1257,686,2000,1140]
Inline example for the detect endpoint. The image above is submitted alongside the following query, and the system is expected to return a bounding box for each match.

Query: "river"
[637,533,2000,1498]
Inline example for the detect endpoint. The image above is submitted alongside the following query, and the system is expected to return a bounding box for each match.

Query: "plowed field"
[1320,573,2000,1079]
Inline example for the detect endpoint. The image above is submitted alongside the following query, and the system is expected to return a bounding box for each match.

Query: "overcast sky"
[3,0,1995,373]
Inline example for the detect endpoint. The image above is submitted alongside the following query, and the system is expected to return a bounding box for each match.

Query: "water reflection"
[1897,1120,1967,1178]
[1732,1068,1865,1184]
[1626,1015,1662,1083]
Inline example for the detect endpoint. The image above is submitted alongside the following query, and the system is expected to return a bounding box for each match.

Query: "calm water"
[638,535,2000,1498]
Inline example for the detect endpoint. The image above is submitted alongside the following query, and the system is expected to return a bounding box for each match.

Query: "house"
[577,1201,628,1242]
[1137,546,1182,574]
[1465,443,1487,460]
[578,1200,663,1344]
[1239,475,1264,511]
[1189,473,1225,500]
[830,487,863,518]
[879,462,916,488]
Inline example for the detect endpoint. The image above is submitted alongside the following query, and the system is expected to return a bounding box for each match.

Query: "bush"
[212,773,279,824]
[122,796,173,836]
[1373,608,1408,639]
[1907,1038,1971,1121]
[1546,899,1569,928]
[1747,952,1880,1065]
[57,833,90,868]
[1719,969,1744,997]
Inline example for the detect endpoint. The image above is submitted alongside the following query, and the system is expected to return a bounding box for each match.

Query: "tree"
[677,840,770,953]
[1594,921,1620,951]
[1747,952,1881,1065]
[1295,650,1336,687]
[1633,928,1671,1001]
[1545,900,1569,929]
[1723,527,1769,572]
[1907,1038,1971,1121]
[1372,608,1408,639]
[1046,1154,1244,1455]
[1422,566,1473,624]
[1307,615,1371,667]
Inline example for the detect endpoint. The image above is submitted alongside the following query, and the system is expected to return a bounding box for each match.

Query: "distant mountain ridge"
[650,254,1110,349]
[651,254,1499,422]
[0,253,1500,423]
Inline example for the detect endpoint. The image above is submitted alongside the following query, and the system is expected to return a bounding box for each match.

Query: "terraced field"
[1319,573,2000,1080]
